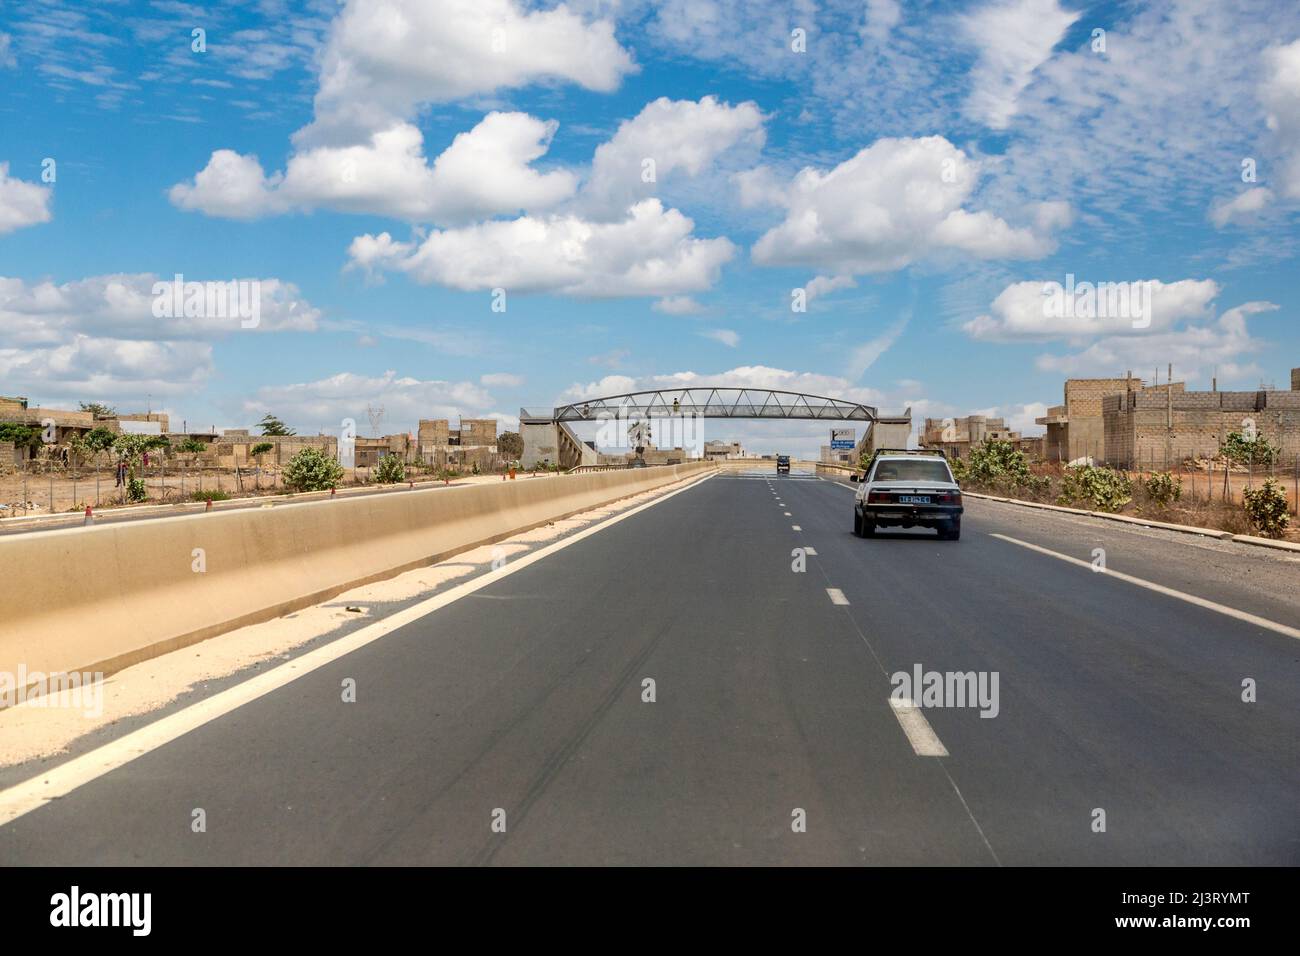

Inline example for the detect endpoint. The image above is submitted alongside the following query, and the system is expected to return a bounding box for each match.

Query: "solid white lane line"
[989,533,1300,641]
[0,473,716,827]
[889,698,950,757]
[826,587,848,605]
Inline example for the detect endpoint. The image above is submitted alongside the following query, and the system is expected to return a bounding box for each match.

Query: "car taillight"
[868,491,891,503]
[936,492,962,505]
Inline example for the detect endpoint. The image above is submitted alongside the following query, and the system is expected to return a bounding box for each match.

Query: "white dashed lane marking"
[825,587,848,605]
[889,698,950,757]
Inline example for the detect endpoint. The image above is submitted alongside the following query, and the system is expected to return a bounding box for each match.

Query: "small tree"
[497,431,524,460]
[1222,430,1280,468]
[1242,480,1290,538]
[258,414,296,437]
[283,446,343,491]
[374,453,405,484]
[251,441,274,464]
[84,426,117,454]
[177,437,207,454]
[65,433,91,471]
[79,401,116,419]
[113,433,168,477]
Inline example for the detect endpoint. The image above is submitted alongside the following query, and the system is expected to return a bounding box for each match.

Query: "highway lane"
[2,470,1297,865]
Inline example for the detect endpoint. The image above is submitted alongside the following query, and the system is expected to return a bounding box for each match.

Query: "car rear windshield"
[871,459,952,483]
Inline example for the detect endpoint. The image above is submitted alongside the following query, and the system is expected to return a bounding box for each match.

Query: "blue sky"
[1,0,1298,455]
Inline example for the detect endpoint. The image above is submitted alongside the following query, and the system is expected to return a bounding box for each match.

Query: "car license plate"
[898,495,931,504]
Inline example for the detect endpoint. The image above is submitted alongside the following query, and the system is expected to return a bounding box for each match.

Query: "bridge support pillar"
[865,415,913,457]
[520,422,559,469]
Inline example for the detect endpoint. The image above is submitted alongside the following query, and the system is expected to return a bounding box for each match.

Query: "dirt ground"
[972,461,1300,541]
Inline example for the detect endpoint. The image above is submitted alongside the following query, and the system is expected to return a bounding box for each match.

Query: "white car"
[851,450,963,540]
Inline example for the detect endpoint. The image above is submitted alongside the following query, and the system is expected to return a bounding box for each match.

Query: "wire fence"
[1038,440,1300,513]
[2,452,522,518]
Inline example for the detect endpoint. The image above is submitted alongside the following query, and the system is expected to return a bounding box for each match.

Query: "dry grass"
[963,461,1297,541]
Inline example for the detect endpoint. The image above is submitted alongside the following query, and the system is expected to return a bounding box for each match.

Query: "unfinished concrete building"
[1036,377,1177,463]
[1103,371,1300,469]
[416,418,499,471]
[921,415,1023,459]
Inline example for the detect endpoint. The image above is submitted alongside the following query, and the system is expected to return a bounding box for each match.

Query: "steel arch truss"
[550,388,877,423]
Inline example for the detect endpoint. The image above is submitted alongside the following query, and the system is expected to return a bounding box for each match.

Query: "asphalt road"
[3,470,1298,865]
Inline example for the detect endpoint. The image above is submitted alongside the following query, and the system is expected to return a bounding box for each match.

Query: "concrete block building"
[1036,376,1173,463]
[1103,372,1300,469]
[920,415,1023,459]
[416,418,499,471]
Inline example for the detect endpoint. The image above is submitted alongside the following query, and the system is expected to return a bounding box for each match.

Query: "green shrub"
[1221,430,1280,468]
[1142,471,1182,507]
[126,477,147,502]
[177,437,207,454]
[374,454,406,484]
[251,442,274,458]
[283,447,344,492]
[189,489,232,502]
[961,440,1048,493]
[1242,479,1290,538]
[1058,465,1132,512]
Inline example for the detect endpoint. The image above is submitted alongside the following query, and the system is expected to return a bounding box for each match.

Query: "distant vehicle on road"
[776,455,790,474]
[851,449,962,540]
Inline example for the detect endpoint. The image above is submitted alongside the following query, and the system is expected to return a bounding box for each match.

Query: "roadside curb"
[963,491,1300,553]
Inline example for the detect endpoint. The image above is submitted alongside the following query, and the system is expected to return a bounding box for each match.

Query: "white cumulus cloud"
[750,137,1062,275]
[579,95,765,218]
[0,162,53,235]
[243,370,499,434]
[963,278,1220,341]
[303,0,635,144]
[347,199,735,297]
[172,113,576,223]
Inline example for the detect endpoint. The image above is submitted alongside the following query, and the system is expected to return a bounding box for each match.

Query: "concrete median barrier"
[0,462,715,691]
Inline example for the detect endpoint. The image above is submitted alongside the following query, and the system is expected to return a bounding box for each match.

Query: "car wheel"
[853,509,864,537]
[861,517,876,537]
[940,518,961,540]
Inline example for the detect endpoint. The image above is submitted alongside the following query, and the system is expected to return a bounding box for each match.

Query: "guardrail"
[565,464,627,474]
